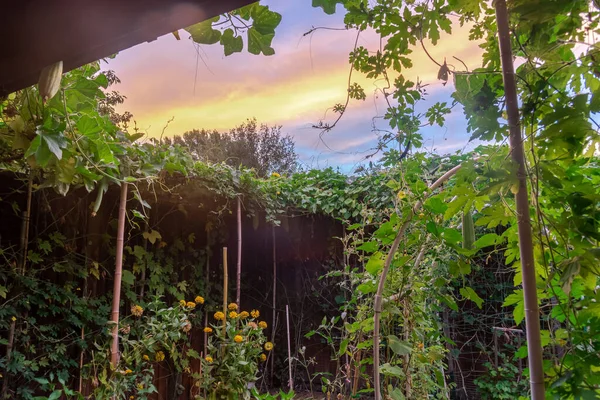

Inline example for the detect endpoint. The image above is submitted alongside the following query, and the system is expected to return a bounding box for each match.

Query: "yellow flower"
[250,309,260,318]
[204,327,213,334]
[214,311,225,321]
[397,191,407,200]
[195,296,205,304]
[239,311,249,319]
[155,351,165,362]
[418,212,425,219]
[186,301,196,309]
[228,303,238,311]
[11,316,16,322]
[205,356,213,363]
[125,369,133,375]
[182,320,192,333]
[272,172,280,178]
[264,342,274,351]
[229,311,238,319]
[131,305,143,317]
[417,342,424,351]
[259,321,268,329]
[260,353,267,362]
[143,355,150,361]
[179,299,187,307]
[137,383,144,390]
[234,335,244,343]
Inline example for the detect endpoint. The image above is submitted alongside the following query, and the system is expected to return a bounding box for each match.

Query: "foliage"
[474,351,530,400]
[86,297,201,399]
[185,3,282,56]
[198,306,271,400]
[165,118,297,177]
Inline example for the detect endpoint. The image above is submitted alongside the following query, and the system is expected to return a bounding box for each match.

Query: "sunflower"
[259,321,268,329]
[186,301,196,309]
[205,356,213,363]
[264,342,274,351]
[195,296,205,304]
[228,303,238,311]
[214,311,225,321]
[234,335,244,343]
[229,311,238,319]
[204,327,213,334]
[179,299,187,307]
[239,311,249,319]
[250,309,260,318]
[131,305,144,317]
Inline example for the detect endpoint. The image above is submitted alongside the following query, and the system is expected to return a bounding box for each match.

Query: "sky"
[105,1,484,172]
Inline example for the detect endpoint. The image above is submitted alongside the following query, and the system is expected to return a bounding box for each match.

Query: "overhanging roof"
[0,0,255,97]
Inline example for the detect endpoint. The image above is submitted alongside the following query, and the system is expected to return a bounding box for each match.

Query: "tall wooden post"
[110,183,128,368]
[494,1,544,398]
[236,197,242,308]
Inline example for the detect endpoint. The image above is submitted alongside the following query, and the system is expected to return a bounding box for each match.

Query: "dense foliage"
[165,119,297,177]
[1,0,599,399]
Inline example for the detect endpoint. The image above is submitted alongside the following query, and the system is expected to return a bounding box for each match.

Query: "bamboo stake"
[373,164,463,400]
[110,182,128,368]
[236,197,242,309]
[270,225,277,385]
[222,247,228,336]
[204,231,211,357]
[286,305,293,390]
[494,1,544,397]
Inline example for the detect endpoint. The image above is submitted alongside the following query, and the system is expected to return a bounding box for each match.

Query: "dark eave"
[0,0,255,97]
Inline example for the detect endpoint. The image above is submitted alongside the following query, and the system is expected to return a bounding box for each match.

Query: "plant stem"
[373,163,463,400]
[110,182,128,369]
[494,1,544,398]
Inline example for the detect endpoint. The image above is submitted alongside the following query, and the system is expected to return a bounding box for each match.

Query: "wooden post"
[494,1,544,398]
[110,182,128,368]
[222,247,228,336]
[236,197,242,309]
[286,305,293,390]
[270,226,277,385]
[204,231,211,357]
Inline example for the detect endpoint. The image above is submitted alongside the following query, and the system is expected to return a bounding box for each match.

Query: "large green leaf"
[220,29,243,56]
[387,335,412,356]
[187,17,222,45]
[247,28,275,56]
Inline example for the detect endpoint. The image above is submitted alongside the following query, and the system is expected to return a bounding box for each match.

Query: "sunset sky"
[106,1,484,171]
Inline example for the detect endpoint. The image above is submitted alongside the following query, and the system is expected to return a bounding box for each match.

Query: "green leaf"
[387,335,412,356]
[251,4,282,35]
[312,0,343,14]
[122,270,135,286]
[48,391,62,400]
[473,233,500,249]
[186,17,222,45]
[247,28,275,56]
[77,115,102,137]
[357,281,376,294]
[365,252,384,275]
[143,229,162,244]
[460,287,483,309]
[220,29,243,56]
[338,339,349,356]
[356,241,378,253]
[380,363,404,377]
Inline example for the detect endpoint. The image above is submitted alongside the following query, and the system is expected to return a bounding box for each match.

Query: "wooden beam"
[0,0,255,97]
